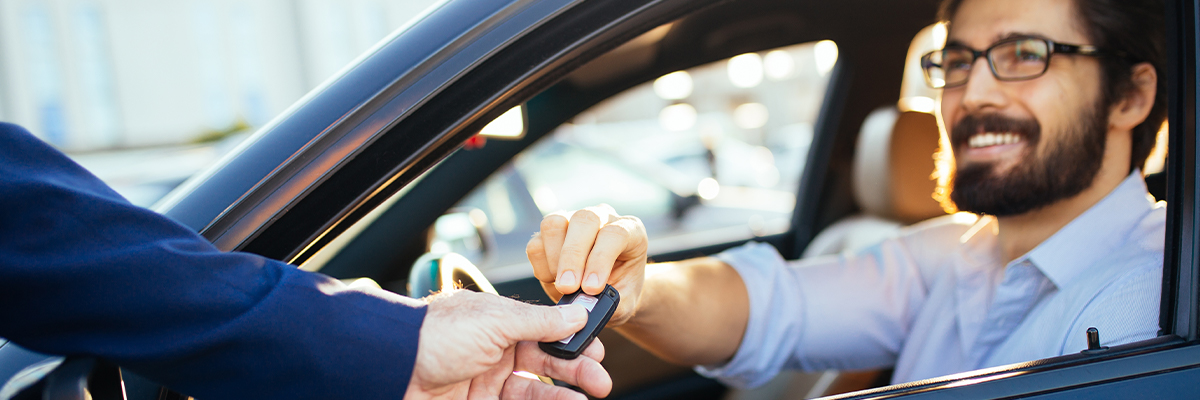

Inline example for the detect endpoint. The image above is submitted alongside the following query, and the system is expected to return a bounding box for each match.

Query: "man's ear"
[1109,62,1157,131]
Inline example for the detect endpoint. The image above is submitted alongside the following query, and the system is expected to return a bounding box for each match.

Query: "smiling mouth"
[967,132,1024,149]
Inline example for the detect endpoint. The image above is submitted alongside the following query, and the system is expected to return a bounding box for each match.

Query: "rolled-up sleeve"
[695,239,929,388]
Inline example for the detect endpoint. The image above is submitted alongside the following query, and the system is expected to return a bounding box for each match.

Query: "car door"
[2,0,1197,398]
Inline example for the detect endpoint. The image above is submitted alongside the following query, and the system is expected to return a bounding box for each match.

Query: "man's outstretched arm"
[526,205,750,366]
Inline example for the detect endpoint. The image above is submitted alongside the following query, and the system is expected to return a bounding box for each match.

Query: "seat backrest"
[802,23,948,259]
[803,107,945,257]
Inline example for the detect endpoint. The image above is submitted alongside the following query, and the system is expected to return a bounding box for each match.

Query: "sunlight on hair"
[1143,121,1169,175]
[931,119,958,214]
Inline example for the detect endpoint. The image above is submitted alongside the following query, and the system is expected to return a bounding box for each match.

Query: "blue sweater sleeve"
[0,122,426,399]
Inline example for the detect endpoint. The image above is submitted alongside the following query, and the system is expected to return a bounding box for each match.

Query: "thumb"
[498,302,589,343]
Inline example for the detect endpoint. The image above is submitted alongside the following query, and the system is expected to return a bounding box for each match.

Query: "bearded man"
[523,0,1167,387]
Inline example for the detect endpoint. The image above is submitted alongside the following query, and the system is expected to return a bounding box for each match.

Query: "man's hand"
[406,290,612,399]
[526,204,648,327]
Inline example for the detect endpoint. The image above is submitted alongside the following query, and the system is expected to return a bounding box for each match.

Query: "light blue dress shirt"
[696,172,1165,387]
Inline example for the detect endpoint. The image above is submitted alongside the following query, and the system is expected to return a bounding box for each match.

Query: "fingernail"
[559,270,577,288]
[558,304,588,324]
[584,273,600,289]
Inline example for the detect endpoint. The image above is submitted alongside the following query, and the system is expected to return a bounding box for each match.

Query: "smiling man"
[523,0,1167,387]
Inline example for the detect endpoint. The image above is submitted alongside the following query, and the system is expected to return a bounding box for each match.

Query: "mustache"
[950,113,1041,147]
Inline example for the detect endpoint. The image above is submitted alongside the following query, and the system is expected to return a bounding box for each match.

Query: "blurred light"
[764,50,795,80]
[733,103,769,129]
[752,146,780,187]
[468,208,488,227]
[899,96,937,113]
[932,23,948,47]
[697,177,720,200]
[748,214,765,236]
[479,106,524,138]
[513,371,541,381]
[485,180,516,234]
[727,53,763,88]
[533,186,558,212]
[814,40,839,76]
[659,103,697,131]
[931,78,946,88]
[654,71,693,100]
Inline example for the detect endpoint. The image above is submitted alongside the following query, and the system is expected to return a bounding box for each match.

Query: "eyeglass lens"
[925,38,1050,88]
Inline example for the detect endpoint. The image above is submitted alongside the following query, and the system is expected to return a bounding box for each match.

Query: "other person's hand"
[526,204,648,327]
[405,289,612,399]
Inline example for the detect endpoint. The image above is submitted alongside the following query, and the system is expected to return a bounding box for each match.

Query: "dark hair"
[938,0,1167,173]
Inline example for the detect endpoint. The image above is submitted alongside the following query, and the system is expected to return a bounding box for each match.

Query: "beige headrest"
[852,108,946,225]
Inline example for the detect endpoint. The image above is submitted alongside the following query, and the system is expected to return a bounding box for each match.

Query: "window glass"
[453,40,837,272]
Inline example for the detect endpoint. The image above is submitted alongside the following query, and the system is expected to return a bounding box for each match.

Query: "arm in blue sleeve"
[0,122,426,399]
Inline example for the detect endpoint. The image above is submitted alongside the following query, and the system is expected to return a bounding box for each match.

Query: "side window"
[451,41,838,271]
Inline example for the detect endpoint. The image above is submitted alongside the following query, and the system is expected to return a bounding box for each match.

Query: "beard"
[948,100,1108,217]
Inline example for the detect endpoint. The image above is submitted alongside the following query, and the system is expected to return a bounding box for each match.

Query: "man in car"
[0,121,611,399]
[526,0,1166,387]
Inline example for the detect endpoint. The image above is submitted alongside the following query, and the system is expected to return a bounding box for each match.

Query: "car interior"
[3,0,1178,398]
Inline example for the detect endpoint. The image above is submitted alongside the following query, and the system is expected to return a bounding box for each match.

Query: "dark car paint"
[2,0,1198,398]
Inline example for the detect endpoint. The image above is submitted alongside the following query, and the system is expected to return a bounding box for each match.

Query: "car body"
[2,0,1199,398]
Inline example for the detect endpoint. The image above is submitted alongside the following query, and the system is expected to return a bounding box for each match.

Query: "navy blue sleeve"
[0,122,426,399]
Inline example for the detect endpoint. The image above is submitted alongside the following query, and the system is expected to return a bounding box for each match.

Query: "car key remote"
[539,284,620,359]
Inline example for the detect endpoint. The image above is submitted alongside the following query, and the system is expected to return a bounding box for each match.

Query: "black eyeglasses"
[920,36,1110,89]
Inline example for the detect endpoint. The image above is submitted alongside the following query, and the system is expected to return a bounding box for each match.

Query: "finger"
[527,232,556,284]
[500,373,587,400]
[540,211,573,279]
[581,218,639,295]
[540,280,565,303]
[496,299,590,343]
[556,207,612,294]
[467,345,516,399]
[513,341,612,398]
[581,337,605,363]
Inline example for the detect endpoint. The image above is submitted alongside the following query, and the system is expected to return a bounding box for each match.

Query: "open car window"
[446,41,839,272]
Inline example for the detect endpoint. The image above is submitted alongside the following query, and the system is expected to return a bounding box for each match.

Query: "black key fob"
[539,284,620,359]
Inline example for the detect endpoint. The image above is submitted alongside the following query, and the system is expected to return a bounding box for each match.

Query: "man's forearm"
[615,257,749,366]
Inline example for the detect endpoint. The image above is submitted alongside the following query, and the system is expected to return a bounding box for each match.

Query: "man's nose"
[958,58,1008,112]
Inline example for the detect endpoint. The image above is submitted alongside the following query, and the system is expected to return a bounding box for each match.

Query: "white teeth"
[968,132,1022,148]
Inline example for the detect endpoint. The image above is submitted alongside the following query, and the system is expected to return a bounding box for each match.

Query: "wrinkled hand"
[526,204,648,327]
[406,290,612,399]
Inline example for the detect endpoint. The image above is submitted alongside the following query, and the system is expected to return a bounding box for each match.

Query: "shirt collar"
[1025,171,1157,289]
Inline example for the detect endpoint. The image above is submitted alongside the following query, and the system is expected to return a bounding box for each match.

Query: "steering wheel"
[408,252,498,297]
[407,253,557,385]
